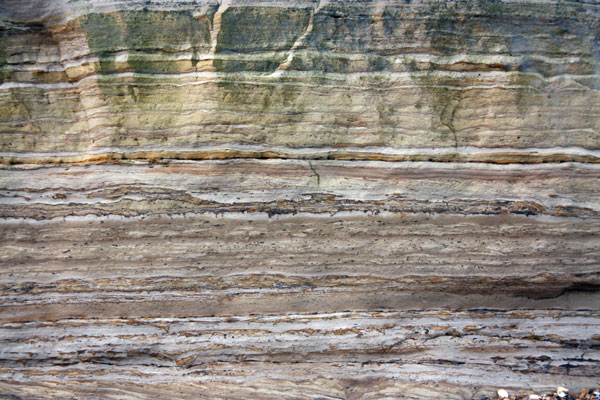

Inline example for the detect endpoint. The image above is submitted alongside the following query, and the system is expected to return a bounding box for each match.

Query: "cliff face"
[2,0,600,156]
[0,1,599,398]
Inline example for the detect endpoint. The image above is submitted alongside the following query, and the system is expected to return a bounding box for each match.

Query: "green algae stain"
[414,71,463,146]
[80,13,124,74]
[289,52,351,73]
[80,9,213,107]
[81,10,212,76]
[0,30,8,84]
[214,6,314,142]
[506,4,596,118]
[121,11,211,53]
[406,0,597,141]
[213,55,289,74]
[405,4,473,145]
[215,6,311,73]
[79,10,213,145]
[216,7,311,54]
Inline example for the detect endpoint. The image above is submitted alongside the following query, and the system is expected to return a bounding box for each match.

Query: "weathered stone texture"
[0,0,599,398]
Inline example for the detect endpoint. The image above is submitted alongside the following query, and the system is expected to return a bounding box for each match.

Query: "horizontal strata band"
[2,145,600,164]
[3,0,600,22]
[1,0,599,398]
[2,71,600,89]
[1,310,598,397]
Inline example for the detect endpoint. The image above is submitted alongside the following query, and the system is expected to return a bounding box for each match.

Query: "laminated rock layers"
[0,1,599,398]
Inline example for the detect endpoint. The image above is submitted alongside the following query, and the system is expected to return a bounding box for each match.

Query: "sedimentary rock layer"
[1,310,599,399]
[1,0,599,156]
[0,0,599,398]
[1,162,599,398]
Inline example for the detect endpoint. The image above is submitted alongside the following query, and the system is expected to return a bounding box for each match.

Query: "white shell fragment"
[557,386,569,398]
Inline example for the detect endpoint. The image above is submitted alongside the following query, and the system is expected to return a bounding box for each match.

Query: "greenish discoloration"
[509,72,547,127]
[414,71,463,147]
[215,7,311,73]
[120,10,211,53]
[216,7,311,54]
[405,4,470,146]
[288,50,391,73]
[213,54,289,74]
[79,9,213,140]
[397,0,598,142]
[0,30,8,84]
[218,77,307,115]
[289,52,351,73]
[308,5,383,54]
[507,18,598,118]
[421,3,476,57]
[81,10,212,75]
[126,56,181,75]
[215,74,322,147]
[214,6,313,138]
[80,13,124,74]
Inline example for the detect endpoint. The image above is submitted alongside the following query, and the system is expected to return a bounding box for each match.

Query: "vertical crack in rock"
[308,161,321,185]
[441,94,461,149]
[209,0,231,64]
[271,0,322,77]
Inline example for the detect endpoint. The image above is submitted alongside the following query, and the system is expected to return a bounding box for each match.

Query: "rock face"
[0,0,599,398]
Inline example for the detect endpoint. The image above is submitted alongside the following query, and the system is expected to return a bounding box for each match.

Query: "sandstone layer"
[0,0,599,399]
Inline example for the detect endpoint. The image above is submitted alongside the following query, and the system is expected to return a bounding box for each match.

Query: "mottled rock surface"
[0,0,599,398]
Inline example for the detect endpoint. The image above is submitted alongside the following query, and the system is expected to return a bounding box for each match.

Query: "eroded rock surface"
[0,0,599,398]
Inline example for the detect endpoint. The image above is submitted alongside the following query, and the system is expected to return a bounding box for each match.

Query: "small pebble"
[477,387,600,400]
[579,388,591,399]
[557,386,569,398]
